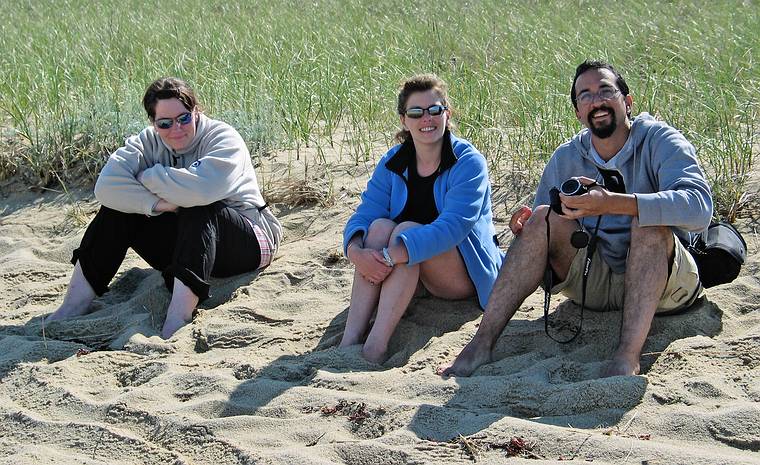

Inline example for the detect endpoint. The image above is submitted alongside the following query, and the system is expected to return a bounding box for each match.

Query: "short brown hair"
[395,74,452,143]
[142,77,198,120]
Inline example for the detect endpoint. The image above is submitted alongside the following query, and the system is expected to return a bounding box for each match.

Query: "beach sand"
[1,148,759,465]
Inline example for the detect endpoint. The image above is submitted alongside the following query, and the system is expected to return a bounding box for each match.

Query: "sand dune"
[1,158,759,464]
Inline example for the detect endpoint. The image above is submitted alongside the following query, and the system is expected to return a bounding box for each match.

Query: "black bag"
[684,222,747,288]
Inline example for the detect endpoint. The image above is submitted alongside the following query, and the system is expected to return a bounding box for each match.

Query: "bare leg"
[161,278,199,339]
[601,218,673,377]
[361,221,424,363]
[439,206,578,376]
[340,218,396,348]
[46,261,97,322]
[361,223,476,363]
[419,247,476,300]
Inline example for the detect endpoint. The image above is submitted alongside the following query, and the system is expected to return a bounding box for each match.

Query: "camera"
[560,178,590,196]
[549,178,589,214]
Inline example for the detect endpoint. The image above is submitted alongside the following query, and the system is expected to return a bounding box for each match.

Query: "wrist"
[346,242,361,262]
[612,193,638,216]
[381,247,395,267]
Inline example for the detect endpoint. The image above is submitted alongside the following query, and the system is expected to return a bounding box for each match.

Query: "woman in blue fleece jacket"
[340,74,504,363]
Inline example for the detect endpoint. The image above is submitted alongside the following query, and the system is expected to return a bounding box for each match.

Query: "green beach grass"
[1,0,757,219]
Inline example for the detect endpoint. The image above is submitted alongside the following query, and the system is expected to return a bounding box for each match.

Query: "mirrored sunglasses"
[404,105,447,119]
[155,112,194,130]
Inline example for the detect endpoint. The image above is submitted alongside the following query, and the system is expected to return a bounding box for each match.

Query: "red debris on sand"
[505,437,529,457]
[319,400,372,423]
[320,400,350,416]
[347,403,369,422]
[76,348,91,357]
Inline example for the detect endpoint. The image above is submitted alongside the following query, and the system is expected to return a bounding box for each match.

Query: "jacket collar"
[384,130,457,176]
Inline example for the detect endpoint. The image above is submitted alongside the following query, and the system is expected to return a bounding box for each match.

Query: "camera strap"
[543,209,602,343]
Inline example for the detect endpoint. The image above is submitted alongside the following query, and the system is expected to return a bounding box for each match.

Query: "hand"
[559,186,608,219]
[154,199,179,213]
[509,205,532,235]
[348,245,392,285]
[559,176,638,219]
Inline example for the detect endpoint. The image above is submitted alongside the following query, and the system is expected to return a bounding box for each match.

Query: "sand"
[1,150,759,465]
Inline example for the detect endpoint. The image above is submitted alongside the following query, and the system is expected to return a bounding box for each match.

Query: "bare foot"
[160,278,199,339]
[361,342,387,364]
[46,261,96,323]
[600,355,640,378]
[339,334,363,348]
[161,312,191,339]
[45,304,91,323]
[437,340,492,377]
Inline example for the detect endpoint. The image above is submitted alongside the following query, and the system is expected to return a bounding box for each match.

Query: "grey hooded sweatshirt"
[533,113,712,273]
[94,114,283,253]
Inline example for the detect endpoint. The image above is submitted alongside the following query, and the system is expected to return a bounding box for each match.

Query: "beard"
[588,106,617,139]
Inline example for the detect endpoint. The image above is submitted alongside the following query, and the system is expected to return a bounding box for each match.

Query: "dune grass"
[0,0,757,218]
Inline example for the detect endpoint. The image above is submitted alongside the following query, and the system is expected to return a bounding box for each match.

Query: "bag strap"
[543,210,601,344]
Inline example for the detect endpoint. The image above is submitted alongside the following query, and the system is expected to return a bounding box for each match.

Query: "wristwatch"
[381,247,395,267]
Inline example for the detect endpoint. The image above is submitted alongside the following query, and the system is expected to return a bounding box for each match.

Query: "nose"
[588,96,608,109]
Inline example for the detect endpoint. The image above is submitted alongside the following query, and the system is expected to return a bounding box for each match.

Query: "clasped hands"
[347,244,393,286]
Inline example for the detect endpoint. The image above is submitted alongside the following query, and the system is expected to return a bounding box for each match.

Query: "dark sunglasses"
[154,112,194,130]
[403,105,447,119]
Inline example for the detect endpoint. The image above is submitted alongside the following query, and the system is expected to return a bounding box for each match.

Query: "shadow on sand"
[406,297,724,439]
[0,266,262,379]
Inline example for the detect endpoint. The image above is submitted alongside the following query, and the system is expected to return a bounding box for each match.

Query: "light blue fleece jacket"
[534,113,713,273]
[343,132,505,309]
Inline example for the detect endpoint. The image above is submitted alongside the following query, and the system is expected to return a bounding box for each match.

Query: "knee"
[390,221,421,242]
[96,205,132,221]
[522,205,552,235]
[176,202,223,223]
[523,205,550,230]
[630,217,672,248]
[365,218,396,248]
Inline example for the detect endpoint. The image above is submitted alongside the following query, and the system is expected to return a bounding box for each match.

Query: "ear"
[400,115,408,131]
[624,94,633,114]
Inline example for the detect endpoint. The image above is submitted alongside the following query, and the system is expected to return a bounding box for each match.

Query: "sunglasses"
[403,105,447,119]
[154,112,194,130]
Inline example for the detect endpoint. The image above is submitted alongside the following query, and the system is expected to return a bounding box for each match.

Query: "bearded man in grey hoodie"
[440,60,712,378]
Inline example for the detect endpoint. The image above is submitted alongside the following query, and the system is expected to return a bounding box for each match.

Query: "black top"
[392,147,440,225]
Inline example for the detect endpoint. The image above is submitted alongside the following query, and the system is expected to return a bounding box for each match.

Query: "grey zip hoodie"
[94,114,283,252]
[533,113,712,273]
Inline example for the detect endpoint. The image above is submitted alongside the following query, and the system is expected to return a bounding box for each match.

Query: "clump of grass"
[697,102,758,222]
[266,177,335,209]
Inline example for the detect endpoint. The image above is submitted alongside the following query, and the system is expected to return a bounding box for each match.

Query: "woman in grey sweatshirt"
[46,77,282,338]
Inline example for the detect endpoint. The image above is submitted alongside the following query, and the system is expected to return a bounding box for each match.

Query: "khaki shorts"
[550,235,702,313]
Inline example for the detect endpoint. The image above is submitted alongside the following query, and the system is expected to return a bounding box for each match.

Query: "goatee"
[588,106,616,139]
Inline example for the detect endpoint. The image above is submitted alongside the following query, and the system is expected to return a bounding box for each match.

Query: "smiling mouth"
[590,107,613,121]
[420,126,436,132]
